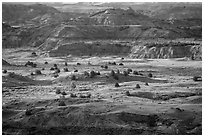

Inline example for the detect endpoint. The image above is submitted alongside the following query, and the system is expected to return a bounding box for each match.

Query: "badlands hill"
[2,3,202,59]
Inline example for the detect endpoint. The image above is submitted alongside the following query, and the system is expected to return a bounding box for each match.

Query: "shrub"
[112,62,116,65]
[50,67,55,70]
[58,101,66,106]
[115,83,120,87]
[71,75,76,80]
[133,71,139,75]
[145,82,149,86]
[74,70,78,72]
[8,72,15,78]
[77,63,81,65]
[61,91,67,96]
[136,84,140,88]
[96,71,100,75]
[90,71,96,78]
[127,68,132,73]
[42,68,45,70]
[121,57,124,60]
[70,93,77,98]
[64,68,68,72]
[31,72,34,75]
[125,91,131,96]
[123,71,128,76]
[119,63,124,66]
[32,63,37,68]
[84,71,89,77]
[53,73,59,78]
[55,68,60,73]
[35,70,42,75]
[25,109,32,116]
[2,70,7,73]
[54,64,57,68]
[32,52,37,56]
[44,61,48,64]
[56,89,61,94]
[110,70,115,76]
[87,93,91,98]
[71,82,76,89]
[148,73,153,78]
[65,62,68,66]
[113,75,119,80]
[104,65,108,69]
[148,114,158,127]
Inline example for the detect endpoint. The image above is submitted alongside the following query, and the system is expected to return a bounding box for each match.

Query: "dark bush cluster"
[127,68,132,74]
[53,73,59,78]
[119,63,124,66]
[90,71,97,78]
[65,62,68,66]
[25,61,37,68]
[80,93,91,98]
[108,62,117,65]
[44,61,48,64]
[70,93,77,98]
[145,82,149,86]
[25,109,32,116]
[74,70,78,72]
[77,63,81,65]
[101,65,108,69]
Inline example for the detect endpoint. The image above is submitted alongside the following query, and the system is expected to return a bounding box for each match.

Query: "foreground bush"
[148,73,153,78]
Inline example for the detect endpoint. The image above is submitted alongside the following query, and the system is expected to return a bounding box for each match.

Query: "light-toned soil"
[2,48,202,135]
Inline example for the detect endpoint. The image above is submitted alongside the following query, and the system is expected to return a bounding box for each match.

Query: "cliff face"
[130,40,202,60]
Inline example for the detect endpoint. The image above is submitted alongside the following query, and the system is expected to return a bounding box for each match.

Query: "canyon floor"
[2,48,202,135]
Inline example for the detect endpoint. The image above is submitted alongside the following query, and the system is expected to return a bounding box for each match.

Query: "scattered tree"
[136,84,140,88]
[119,63,124,66]
[115,83,120,87]
[77,63,81,65]
[50,67,55,70]
[44,61,48,64]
